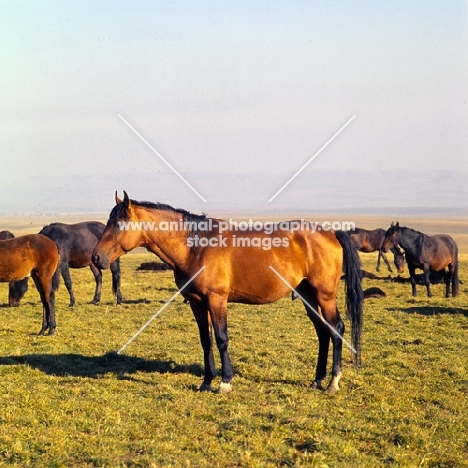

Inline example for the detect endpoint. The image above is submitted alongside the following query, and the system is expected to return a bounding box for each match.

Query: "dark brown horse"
[382,222,459,298]
[93,192,363,394]
[0,234,60,334]
[348,227,405,273]
[37,222,122,307]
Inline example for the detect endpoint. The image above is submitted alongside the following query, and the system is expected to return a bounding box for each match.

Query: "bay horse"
[382,222,459,298]
[93,192,363,394]
[0,234,60,334]
[348,227,405,273]
[0,231,29,306]
[38,222,122,307]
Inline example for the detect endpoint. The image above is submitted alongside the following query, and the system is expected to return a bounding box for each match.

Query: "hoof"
[325,385,339,394]
[47,329,55,336]
[199,383,213,392]
[216,381,232,394]
[311,380,324,390]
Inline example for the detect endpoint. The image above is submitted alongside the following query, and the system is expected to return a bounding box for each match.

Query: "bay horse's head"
[381,222,401,253]
[391,244,405,273]
[93,191,143,269]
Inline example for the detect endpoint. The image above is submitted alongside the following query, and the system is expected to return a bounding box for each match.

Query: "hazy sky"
[1,1,467,212]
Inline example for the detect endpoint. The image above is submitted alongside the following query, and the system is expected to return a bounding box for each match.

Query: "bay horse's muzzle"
[92,252,109,269]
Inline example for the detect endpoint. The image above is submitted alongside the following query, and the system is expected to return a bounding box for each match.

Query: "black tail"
[334,230,364,366]
[52,250,62,293]
[452,243,459,297]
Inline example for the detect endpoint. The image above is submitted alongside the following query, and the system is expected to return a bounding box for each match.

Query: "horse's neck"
[399,229,423,252]
[136,208,190,269]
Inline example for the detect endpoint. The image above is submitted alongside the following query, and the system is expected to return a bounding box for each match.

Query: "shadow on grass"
[387,306,468,317]
[0,301,37,309]
[0,352,204,379]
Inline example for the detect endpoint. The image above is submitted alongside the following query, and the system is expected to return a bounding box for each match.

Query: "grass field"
[0,216,467,467]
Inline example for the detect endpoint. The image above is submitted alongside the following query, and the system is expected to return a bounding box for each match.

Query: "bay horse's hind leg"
[31,272,56,335]
[190,299,217,392]
[61,262,76,307]
[207,294,234,394]
[301,284,344,393]
[442,268,451,298]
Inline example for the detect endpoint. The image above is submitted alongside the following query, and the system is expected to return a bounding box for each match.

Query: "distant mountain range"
[1,171,467,217]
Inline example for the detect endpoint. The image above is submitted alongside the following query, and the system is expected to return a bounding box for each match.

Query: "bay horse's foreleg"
[207,295,234,394]
[110,260,123,305]
[423,263,433,298]
[89,263,103,305]
[61,262,75,307]
[190,300,217,392]
[379,250,393,273]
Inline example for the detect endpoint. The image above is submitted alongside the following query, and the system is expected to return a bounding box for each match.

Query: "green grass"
[0,252,467,467]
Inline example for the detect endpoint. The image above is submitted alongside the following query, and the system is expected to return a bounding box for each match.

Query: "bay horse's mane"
[399,225,426,238]
[110,199,207,225]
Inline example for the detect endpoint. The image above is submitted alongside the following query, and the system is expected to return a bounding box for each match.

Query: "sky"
[1,1,467,214]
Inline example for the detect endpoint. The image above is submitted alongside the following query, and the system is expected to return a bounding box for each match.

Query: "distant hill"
[1,170,467,217]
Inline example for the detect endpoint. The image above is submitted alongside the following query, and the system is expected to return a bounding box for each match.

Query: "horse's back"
[190,228,343,304]
[40,222,104,244]
[410,233,458,271]
[40,221,105,266]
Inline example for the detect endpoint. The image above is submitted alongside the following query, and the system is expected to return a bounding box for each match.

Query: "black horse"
[0,231,29,306]
[36,222,123,307]
[347,227,405,273]
[382,222,459,298]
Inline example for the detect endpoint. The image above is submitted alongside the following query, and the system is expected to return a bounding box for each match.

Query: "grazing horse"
[93,192,363,394]
[0,234,60,334]
[38,222,122,307]
[0,231,29,306]
[348,227,405,273]
[382,222,459,298]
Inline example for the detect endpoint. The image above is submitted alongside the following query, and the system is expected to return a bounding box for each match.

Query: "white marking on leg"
[216,381,232,394]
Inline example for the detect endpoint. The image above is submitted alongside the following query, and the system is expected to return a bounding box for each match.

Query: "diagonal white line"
[118,114,207,202]
[268,115,356,202]
[268,266,356,354]
[117,266,206,354]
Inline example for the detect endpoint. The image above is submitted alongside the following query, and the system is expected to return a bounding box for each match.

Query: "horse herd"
[0,192,461,393]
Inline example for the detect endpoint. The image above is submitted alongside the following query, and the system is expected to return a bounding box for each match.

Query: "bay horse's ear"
[123,190,131,208]
[115,191,123,204]
[395,221,400,228]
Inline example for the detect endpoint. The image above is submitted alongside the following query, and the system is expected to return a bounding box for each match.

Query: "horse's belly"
[227,279,293,304]
[227,290,289,304]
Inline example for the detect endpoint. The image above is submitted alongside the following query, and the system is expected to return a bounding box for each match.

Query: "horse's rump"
[0,234,59,282]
